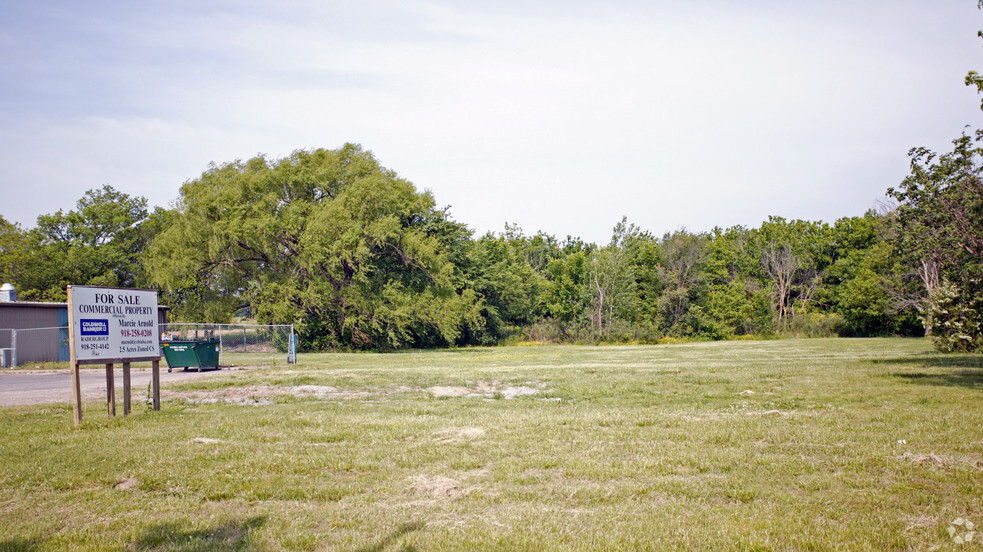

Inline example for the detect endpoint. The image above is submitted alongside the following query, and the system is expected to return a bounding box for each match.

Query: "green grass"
[1,338,982,551]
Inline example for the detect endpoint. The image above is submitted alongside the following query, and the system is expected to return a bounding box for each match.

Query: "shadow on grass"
[0,537,42,552]
[895,370,983,389]
[874,353,983,369]
[867,352,983,389]
[876,353,983,389]
[128,516,266,551]
[354,522,424,552]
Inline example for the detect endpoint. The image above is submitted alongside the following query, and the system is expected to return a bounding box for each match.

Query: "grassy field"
[1,338,981,551]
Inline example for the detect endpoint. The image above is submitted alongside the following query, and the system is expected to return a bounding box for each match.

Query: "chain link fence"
[1,326,69,367]
[161,323,296,367]
[1,324,296,368]
[0,328,12,367]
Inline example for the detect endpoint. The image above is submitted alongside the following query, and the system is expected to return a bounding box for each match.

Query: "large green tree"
[820,213,919,337]
[540,241,592,327]
[701,226,771,336]
[0,216,28,287]
[147,144,479,350]
[653,229,707,335]
[15,186,150,301]
[755,217,834,333]
[466,227,545,340]
[585,218,641,335]
[888,131,983,351]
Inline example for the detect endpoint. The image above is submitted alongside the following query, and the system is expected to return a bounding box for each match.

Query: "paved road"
[0,367,231,406]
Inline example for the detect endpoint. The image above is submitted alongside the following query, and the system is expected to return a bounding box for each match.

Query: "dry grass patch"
[433,427,487,443]
[899,452,983,471]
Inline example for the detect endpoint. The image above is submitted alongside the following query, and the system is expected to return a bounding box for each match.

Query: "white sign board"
[70,286,160,362]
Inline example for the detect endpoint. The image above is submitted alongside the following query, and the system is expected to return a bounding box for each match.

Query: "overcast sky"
[2,1,982,244]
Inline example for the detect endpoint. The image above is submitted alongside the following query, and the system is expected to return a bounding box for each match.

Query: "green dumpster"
[193,338,220,369]
[161,338,221,372]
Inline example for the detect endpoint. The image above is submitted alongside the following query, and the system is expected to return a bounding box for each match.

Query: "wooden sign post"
[67,285,162,427]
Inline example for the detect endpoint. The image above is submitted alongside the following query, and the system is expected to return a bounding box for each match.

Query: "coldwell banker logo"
[80,319,109,336]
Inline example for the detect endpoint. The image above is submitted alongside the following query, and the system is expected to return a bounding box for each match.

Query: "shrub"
[928,279,983,353]
[787,312,846,338]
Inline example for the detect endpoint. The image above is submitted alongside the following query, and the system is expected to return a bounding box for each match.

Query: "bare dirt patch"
[427,386,472,398]
[434,427,486,444]
[166,385,371,405]
[407,475,467,500]
[900,452,983,471]
[164,380,551,406]
[500,386,541,399]
[425,381,549,399]
[405,467,490,504]
[114,477,139,491]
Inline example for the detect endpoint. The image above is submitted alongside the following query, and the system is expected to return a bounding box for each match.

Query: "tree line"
[1,137,980,353]
[5,7,983,353]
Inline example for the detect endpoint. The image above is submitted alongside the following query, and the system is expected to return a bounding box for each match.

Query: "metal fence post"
[288,325,297,364]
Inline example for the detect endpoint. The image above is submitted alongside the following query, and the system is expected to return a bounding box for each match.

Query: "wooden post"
[152,359,160,411]
[71,362,82,426]
[105,363,115,418]
[123,362,131,416]
[67,286,83,427]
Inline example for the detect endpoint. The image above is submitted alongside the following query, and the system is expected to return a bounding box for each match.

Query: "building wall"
[0,303,65,362]
[1,303,169,364]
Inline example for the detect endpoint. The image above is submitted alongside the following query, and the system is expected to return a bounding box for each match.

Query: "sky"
[2,1,982,245]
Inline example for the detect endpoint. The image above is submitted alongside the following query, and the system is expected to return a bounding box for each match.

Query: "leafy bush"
[928,279,983,353]
[522,318,662,345]
[787,312,846,338]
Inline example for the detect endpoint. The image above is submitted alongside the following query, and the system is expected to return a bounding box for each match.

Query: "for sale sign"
[69,286,160,363]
